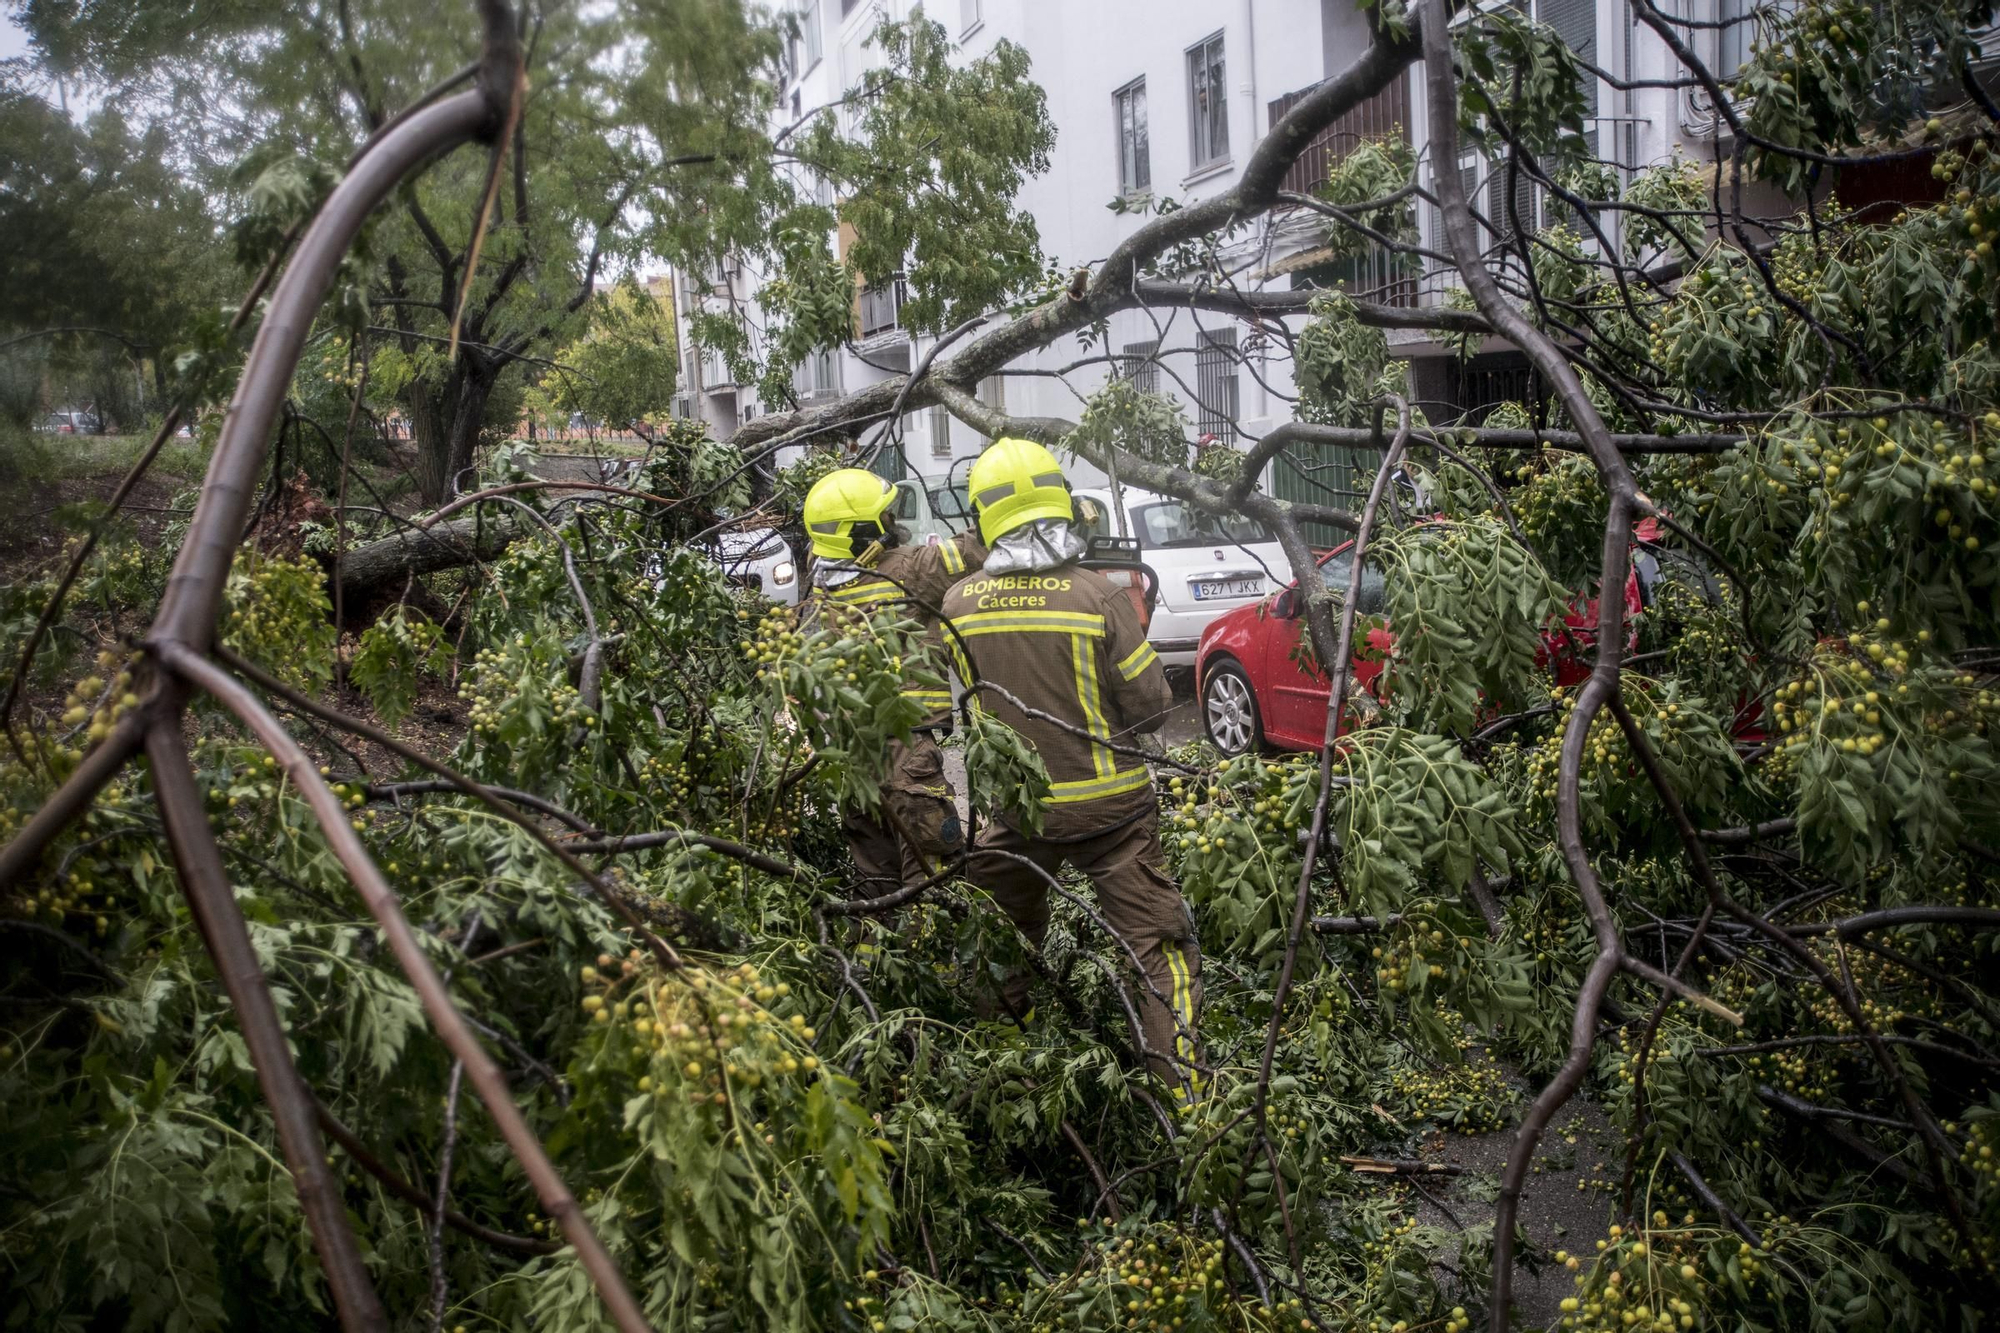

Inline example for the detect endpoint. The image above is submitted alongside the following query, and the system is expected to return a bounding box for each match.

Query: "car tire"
[1201,659,1263,757]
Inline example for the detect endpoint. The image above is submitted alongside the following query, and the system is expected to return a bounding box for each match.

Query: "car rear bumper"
[1149,603,1257,668]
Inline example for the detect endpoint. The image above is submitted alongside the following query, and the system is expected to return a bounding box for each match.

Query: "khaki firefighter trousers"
[842,731,964,898]
[968,806,1204,1095]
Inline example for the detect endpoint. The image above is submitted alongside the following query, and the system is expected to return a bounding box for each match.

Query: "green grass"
[1,430,213,485]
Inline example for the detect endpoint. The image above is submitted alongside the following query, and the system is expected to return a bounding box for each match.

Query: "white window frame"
[928,404,953,459]
[1185,32,1229,172]
[798,0,823,76]
[960,0,983,37]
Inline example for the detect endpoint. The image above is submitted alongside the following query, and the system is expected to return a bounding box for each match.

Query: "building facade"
[667,0,1803,495]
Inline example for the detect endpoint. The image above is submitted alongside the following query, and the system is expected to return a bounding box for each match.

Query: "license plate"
[1192,578,1262,601]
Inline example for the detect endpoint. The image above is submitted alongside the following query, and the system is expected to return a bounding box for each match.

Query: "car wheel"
[1201,660,1262,757]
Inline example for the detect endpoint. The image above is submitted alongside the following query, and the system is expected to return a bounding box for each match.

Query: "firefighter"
[800,467,984,898]
[940,438,1201,1095]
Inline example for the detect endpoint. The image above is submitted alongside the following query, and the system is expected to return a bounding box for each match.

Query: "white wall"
[676,0,1792,477]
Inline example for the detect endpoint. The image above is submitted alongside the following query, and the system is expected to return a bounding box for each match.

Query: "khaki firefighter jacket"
[940,562,1172,829]
[805,530,985,725]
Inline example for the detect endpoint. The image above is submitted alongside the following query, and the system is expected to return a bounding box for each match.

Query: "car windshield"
[1128,501,1272,550]
[931,484,973,525]
[1315,553,1388,614]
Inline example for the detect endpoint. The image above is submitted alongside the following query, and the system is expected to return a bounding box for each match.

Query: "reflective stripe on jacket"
[804,530,985,723]
[940,563,1171,813]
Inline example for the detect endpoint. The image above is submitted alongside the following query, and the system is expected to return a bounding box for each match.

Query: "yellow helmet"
[803,468,898,561]
[968,438,1072,545]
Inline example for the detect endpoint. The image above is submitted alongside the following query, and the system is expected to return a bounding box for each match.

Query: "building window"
[1716,0,1791,73]
[1195,329,1239,442]
[1186,33,1229,171]
[1121,340,1161,394]
[1487,159,1537,240]
[929,404,953,459]
[1537,0,1597,151]
[975,375,1007,441]
[841,0,862,16]
[1115,78,1150,196]
[794,348,841,401]
[960,0,982,34]
[799,1,823,73]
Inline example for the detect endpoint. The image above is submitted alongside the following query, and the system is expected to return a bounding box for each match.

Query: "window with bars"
[1115,78,1150,196]
[1121,340,1161,394]
[1194,330,1239,442]
[1186,33,1228,170]
[928,404,953,459]
[1420,0,1597,265]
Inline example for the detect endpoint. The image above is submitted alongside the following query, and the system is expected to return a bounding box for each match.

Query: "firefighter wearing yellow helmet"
[800,466,985,898]
[940,439,1201,1097]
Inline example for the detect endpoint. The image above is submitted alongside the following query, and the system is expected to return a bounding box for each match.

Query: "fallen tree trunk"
[331,513,522,622]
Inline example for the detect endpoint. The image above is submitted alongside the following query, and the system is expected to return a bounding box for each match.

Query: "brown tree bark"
[407,357,499,503]
[332,511,520,621]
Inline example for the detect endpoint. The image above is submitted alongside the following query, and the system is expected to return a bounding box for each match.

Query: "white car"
[1071,486,1292,670]
[707,525,802,606]
[887,477,965,549]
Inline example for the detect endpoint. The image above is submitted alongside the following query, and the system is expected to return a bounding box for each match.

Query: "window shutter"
[1488,160,1537,239]
[1539,0,1598,153]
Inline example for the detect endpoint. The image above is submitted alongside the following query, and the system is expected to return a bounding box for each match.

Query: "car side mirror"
[1272,586,1300,619]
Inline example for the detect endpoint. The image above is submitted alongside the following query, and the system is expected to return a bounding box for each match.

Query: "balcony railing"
[858,274,908,339]
[1266,70,1410,199]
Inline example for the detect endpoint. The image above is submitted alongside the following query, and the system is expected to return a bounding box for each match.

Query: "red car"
[1194,544,1646,756]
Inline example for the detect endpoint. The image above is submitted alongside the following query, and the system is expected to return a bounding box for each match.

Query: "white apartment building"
[667,0,1841,502]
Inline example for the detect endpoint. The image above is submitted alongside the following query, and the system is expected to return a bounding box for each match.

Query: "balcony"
[858,274,908,339]
[701,350,736,392]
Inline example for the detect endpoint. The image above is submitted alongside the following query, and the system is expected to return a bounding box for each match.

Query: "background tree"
[0,84,227,426]
[13,0,1051,500]
[527,276,679,435]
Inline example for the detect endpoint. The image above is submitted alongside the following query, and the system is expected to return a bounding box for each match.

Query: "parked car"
[704,525,801,606]
[1071,486,1293,671]
[1195,541,1642,756]
[887,477,965,548]
[37,409,101,434]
